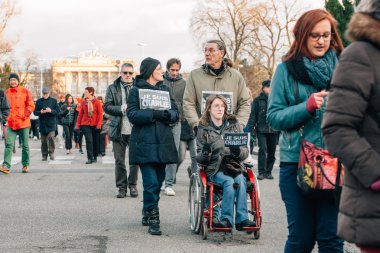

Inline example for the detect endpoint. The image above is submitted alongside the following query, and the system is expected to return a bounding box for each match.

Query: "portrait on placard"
[201,91,233,114]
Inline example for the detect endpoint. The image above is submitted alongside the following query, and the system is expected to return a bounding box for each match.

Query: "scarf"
[285,49,338,91]
[164,71,183,82]
[87,98,94,117]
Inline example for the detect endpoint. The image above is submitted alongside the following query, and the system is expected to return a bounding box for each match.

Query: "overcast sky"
[5,0,324,72]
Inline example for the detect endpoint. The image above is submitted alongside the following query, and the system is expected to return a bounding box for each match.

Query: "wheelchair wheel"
[254,230,260,239]
[188,173,204,234]
[201,219,208,240]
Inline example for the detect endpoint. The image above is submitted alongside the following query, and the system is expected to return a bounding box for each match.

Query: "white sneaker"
[164,187,175,196]
[59,145,64,149]
[33,136,38,141]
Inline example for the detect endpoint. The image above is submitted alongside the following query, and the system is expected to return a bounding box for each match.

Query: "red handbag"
[297,139,343,199]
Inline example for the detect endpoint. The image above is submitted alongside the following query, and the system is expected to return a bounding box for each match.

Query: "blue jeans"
[279,162,343,253]
[165,122,181,187]
[210,171,249,225]
[140,163,166,211]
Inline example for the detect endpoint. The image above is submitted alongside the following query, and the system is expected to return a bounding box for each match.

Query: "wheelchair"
[188,162,262,240]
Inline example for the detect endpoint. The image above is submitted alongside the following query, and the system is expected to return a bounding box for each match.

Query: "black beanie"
[9,73,20,83]
[262,80,271,88]
[138,57,161,80]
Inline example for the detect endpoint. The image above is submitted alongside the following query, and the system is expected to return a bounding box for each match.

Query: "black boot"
[142,209,149,226]
[148,208,162,235]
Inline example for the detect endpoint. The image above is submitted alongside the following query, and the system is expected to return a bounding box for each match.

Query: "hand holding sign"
[153,110,170,121]
[230,146,241,157]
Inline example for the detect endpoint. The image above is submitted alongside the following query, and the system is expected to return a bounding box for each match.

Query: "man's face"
[42,93,50,99]
[120,66,134,83]
[204,43,224,69]
[168,63,180,78]
[9,78,19,88]
[263,87,270,95]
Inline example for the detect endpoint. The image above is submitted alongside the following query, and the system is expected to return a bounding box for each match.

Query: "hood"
[135,78,164,90]
[164,71,183,82]
[346,13,380,48]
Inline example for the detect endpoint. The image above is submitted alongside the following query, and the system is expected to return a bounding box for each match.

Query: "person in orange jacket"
[0,73,35,174]
[75,87,103,164]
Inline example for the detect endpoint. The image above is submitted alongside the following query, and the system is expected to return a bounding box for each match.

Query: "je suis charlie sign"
[139,89,171,110]
[223,132,249,147]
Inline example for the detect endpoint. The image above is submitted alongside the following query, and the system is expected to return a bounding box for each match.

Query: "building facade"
[51,49,135,98]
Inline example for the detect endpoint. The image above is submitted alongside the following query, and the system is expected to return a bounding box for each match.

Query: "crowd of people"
[0,1,379,251]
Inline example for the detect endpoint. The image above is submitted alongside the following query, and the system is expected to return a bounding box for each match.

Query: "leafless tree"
[190,0,303,88]
[0,0,19,61]
[247,0,301,78]
[190,0,258,67]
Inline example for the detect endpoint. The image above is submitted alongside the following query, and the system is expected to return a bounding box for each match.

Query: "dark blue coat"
[34,97,59,134]
[127,78,179,165]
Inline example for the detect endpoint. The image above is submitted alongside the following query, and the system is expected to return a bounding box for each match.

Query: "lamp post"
[38,58,46,97]
[137,42,147,62]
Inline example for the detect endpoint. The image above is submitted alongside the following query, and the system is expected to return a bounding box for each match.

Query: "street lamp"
[137,42,147,61]
[38,58,46,97]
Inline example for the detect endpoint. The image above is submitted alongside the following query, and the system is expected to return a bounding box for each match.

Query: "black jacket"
[60,103,76,126]
[249,92,277,134]
[34,97,59,134]
[57,101,65,125]
[127,78,179,165]
[0,90,10,125]
[104,77,133,141]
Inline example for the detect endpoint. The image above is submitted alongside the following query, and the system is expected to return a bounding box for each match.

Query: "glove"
[371,179,380,191]
[153,110,170,121]
[202,143,211,154]
[230,146,241,157]
[306,94,318,113]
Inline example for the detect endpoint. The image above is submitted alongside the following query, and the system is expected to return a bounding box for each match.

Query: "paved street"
[0,139,359,253]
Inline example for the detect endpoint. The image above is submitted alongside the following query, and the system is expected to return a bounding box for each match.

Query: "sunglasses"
[122,71,134,75]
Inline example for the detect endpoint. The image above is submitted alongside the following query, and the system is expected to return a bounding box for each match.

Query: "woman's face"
[151,64,164,83]
[84,90,91,98]
[209,98,225,122]
[306,19,332,58]
[68,96,73,103]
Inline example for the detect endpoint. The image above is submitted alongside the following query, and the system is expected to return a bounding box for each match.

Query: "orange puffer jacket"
[6,86,35,130]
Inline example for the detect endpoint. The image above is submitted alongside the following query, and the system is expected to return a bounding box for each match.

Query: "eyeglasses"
[203,48,220,54]
[122,71,134,75]
[309,32,333,41]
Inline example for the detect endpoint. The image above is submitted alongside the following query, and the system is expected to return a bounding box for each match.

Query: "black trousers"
[81,125,99,160]
[30,120,39,138]
[113,135,139,189]
[41,131,55,157]
[63,124,74,150]
[98,133,106,154]
[257,133,278,175]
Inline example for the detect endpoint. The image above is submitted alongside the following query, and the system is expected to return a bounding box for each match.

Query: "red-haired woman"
[75,87,103,164]
[267,9,344,252]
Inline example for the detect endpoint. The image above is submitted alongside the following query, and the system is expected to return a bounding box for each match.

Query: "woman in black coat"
[60,94,76,154]
[127,57,179,236]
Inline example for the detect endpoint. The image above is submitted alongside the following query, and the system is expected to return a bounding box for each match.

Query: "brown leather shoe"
[116,188,127,198]
[129,186,138,198]
[22,166,29,173]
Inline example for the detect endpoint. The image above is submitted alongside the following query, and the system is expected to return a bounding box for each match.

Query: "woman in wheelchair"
[196,94,256,230]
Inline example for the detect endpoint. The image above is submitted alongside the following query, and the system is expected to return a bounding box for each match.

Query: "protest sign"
[139,89,171,110]
[223,132,249,147]
[201,91,233,114]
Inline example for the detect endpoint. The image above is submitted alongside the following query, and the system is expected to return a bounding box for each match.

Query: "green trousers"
[3,127,30,168]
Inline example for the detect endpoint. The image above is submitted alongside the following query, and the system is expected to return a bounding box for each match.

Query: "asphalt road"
[0,139,359,253]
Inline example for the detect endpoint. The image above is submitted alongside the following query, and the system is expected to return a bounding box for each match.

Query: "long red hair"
[284,9,344,61]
